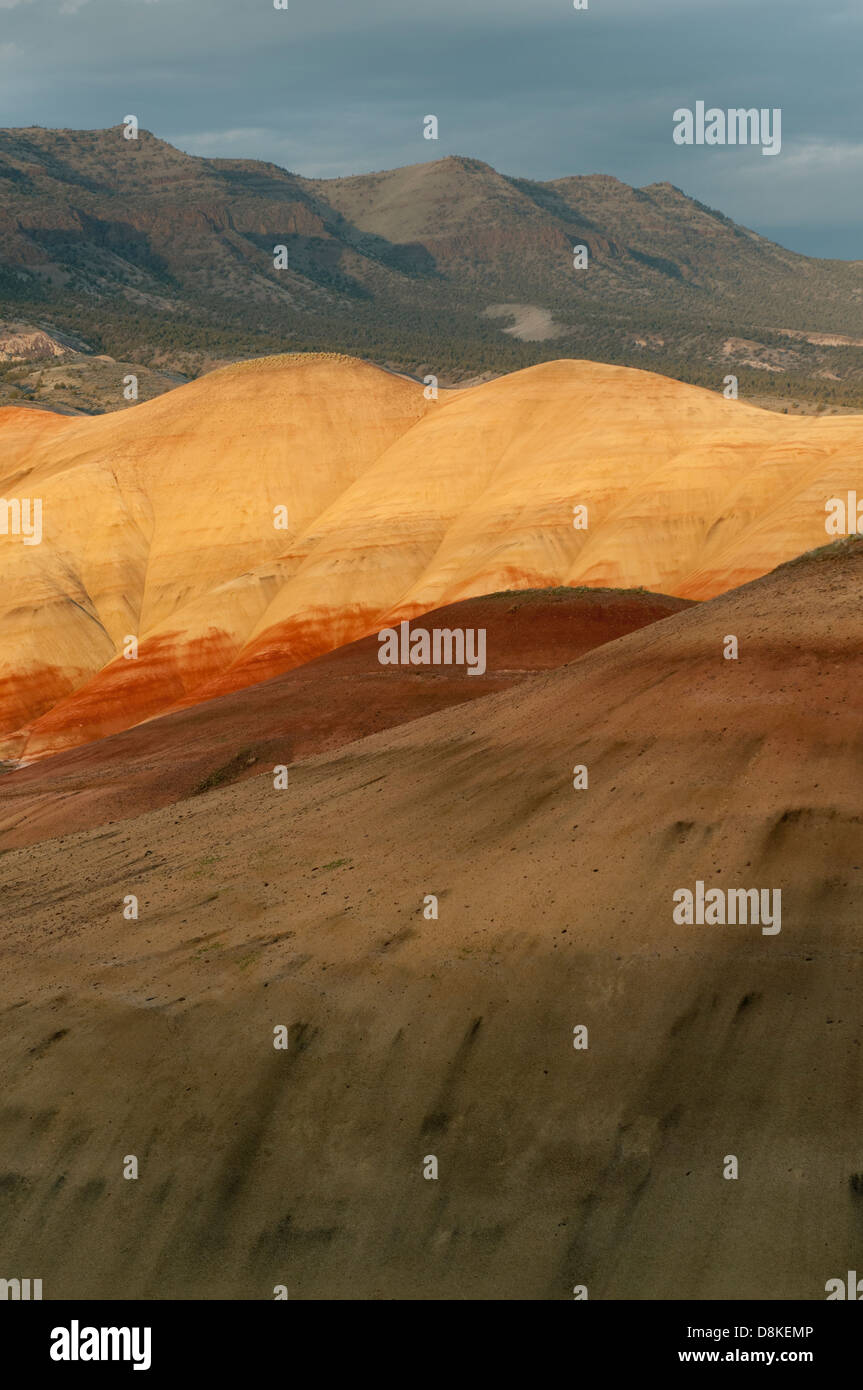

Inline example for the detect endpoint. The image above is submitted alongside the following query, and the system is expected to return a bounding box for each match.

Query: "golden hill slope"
[1,352,862,758]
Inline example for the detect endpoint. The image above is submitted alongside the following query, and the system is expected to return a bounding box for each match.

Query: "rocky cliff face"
[0,328,68,362]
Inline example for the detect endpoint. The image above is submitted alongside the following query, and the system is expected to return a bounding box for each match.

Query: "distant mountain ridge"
[2,125,863,403]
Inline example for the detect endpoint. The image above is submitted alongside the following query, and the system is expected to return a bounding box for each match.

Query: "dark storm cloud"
[0,0,860,256]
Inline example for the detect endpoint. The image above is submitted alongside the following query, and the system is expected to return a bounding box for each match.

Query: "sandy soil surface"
[482,304,571,341]
[0,542,860,1299]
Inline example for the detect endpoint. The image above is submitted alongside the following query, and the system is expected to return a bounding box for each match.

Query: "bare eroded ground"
[0,587,688,850]
[0,545,861,1299]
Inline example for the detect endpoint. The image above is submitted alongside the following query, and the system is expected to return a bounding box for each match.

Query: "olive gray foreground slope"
[0,540,861,1299]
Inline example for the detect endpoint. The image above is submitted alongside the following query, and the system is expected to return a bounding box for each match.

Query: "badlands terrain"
[2,352,863,762]
[0,586,689,851]
[1,351,861,1300]
[0,537,860,1298]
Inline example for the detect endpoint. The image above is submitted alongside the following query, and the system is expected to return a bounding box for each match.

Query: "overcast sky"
[0,0,860,258]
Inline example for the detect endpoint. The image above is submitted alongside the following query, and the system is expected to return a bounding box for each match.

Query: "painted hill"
[0,539,859,1298]
[0,586,689,850]
[2,352,863,760]
[3,127,863,401]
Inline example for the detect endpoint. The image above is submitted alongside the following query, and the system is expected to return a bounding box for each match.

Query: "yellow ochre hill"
[0,352,861,759]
